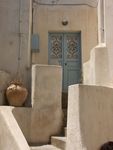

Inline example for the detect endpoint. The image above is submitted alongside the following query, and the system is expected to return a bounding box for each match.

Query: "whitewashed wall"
[104,0,113,86]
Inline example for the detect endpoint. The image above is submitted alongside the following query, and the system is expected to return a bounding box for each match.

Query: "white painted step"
[51,137,66,150]
[30,145,61,150]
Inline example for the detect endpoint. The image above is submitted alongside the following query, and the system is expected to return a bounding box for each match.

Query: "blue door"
[49,32,82,92]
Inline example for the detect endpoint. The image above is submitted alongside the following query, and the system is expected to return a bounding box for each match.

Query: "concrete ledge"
[66,84,113,150]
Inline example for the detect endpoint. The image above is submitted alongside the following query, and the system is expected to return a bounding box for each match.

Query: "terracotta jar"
[6,82,28,107]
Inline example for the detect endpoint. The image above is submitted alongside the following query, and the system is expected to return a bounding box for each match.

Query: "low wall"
[83,44,111,87]
[13,64,63,145]
[0,0,32,91]
[0,107,30,150]
[66,84,113,150]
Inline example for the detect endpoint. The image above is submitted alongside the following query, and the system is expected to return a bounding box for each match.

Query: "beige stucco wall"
[0,0,32,89]
[12,65,63,145]
[32,5,98,64]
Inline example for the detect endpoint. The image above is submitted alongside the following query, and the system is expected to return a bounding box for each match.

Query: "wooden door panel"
[63,33,81,91]
[48,33,63,66]
[49,32,81,92]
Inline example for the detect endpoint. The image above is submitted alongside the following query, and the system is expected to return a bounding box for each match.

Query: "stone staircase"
[30,127,67,150]
[30,145,61,150]
[30,137,66,150]
[29,93,67,150]
[51,136,66,150]
[30,104,67,150]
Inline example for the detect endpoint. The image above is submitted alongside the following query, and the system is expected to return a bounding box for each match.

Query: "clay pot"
[6,83,28,107]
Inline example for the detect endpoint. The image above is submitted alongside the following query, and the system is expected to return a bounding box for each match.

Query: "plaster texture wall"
[12,107,31,143]
[83,43,111,87]
[84,0,113,87]
[12,64,63,145]
[0,0,32,89]
[0,71,11,105]
[0,106,30,150]
[66,84,113,150]
[32,5,97,64]
[98,0,105,43]
[104,0,113,86]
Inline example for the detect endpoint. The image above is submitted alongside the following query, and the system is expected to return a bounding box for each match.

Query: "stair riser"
[51,137,66,150]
